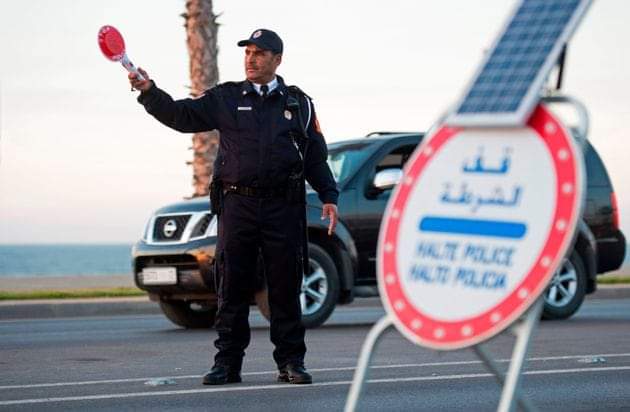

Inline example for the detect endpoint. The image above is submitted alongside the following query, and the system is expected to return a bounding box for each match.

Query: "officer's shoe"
[277,364,312,384]
[202,365,242,385]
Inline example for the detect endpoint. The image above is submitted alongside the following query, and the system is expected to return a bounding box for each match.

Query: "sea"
[0,244,133,278]
[0,243,627,279]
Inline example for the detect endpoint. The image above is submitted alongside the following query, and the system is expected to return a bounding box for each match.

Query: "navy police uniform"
[137,73,338,373]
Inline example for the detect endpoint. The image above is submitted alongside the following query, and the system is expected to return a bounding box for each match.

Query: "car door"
[351,139,419,283]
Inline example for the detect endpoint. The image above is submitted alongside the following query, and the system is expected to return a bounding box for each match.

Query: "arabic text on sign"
[440,184,523,212]
[462,147,512,175]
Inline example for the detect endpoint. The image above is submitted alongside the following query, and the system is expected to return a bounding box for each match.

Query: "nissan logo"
[163,219,178,238]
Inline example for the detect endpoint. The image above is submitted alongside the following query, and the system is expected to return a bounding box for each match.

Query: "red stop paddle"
[97,25,145,80]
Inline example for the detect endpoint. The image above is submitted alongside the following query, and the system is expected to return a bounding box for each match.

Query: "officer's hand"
[321,203,338,236]
[129,68,152,92]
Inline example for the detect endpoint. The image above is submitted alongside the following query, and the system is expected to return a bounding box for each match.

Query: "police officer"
[129,29,339,386]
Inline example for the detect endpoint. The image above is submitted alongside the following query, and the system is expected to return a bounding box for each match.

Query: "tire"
[301,243,340,329]
[254,243,340,329]
[159,299,217,329]
[542,251,587,320]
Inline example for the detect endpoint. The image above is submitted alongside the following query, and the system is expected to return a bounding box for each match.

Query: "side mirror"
[373,168,403,191]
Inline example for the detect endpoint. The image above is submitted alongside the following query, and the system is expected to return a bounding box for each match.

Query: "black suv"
[133,132,625,328]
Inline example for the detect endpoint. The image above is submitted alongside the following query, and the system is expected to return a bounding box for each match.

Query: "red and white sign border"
[377,104,584,350]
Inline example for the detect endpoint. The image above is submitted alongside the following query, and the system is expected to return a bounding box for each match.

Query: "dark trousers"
[213,193,306,370]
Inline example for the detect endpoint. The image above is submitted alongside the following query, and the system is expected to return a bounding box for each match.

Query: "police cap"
[237,29,283,54]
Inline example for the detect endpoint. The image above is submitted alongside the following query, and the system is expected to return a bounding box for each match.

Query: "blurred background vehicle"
[133,131,625,328]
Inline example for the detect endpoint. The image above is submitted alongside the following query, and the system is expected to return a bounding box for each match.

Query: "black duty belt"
[224,184,287,199]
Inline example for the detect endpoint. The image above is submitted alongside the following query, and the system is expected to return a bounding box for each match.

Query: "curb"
[0,297,161,321]
[0,287,628,321]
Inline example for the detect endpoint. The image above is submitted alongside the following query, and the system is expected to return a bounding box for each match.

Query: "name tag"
[237,106,252,111]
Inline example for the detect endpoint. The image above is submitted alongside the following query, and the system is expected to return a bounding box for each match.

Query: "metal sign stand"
[477,299,543,412]
[344,315,393,412]
[344,298,544,412]
[344,0,592,408]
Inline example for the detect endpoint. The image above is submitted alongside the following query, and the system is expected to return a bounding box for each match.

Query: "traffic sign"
[378,104,584,350]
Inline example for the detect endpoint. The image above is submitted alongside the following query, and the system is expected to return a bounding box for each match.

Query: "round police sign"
[378,104,584,350]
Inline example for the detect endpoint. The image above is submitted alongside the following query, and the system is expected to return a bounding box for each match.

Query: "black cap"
[237,29,283,54]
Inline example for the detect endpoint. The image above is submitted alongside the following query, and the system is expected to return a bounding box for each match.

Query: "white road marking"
[1,366,630,406]
[1,352,630,390]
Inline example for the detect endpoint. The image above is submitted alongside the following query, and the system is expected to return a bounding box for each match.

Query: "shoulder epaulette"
[204,81,244,97]
[214,81,242,90]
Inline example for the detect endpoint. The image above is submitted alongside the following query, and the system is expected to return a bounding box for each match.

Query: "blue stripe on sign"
[419,216,527,239]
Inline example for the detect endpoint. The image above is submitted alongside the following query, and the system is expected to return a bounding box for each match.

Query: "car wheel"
[301,243,340,328]
[253,243,340,328]
[159,299,217,328]
[542,251,587,320]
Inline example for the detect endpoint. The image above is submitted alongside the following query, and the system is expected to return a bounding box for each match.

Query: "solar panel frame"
[446,0,592,127]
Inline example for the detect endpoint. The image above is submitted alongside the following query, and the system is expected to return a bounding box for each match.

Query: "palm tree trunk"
[182,0,219,197]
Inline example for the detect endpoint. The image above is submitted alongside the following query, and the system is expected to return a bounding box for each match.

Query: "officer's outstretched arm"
[129,68,152,92]
[133,72,218,134]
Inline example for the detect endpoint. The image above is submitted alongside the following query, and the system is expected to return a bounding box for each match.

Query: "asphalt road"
[1,298,629,411]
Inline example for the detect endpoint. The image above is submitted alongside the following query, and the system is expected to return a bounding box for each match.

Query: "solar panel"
[446,0,592,127]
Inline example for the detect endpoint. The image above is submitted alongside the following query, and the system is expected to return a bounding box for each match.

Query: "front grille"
[153,215,191,242]
[191,213,212,238]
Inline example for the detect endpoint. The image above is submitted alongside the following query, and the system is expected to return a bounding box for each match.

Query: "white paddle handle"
[120,53,145,81]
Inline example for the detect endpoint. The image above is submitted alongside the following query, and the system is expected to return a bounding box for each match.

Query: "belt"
[224,184,287,199]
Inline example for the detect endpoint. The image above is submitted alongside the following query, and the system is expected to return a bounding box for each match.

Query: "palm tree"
[182,0,219,197]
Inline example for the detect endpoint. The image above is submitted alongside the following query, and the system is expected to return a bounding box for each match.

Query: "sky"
[0,0,629,244]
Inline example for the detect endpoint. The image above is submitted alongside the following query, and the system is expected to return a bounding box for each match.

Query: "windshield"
[326,141,375,184]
